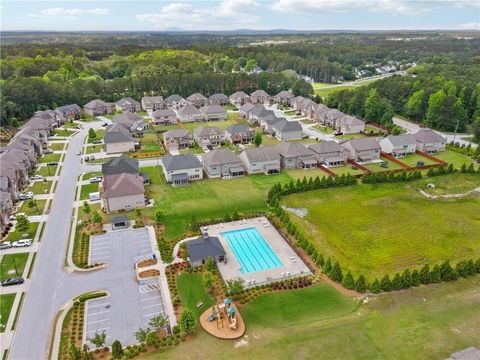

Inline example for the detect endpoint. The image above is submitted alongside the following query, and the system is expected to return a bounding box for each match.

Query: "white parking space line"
[88,310,110,316]
[87,302,110,308]
[142,311,164,318]
[142,304,162,309]
[86,326,111,334]
[91,244,110,250]
[141,295,161,301]
[87,318,110,325]
[91,249,110,255]
[91,256,109,261]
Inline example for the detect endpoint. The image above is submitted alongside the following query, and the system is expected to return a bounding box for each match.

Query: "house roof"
[103,173,145,198]
[229,91,249,100]
[208,93,228,100]
[162,154,202,171]
[242,147,280,162]
[115,97,140,107]
[250,89,269,98]
[326,108,344,119]
[343,138,381,151]
[264,116,283,125]
[152,109,176,117]
[84,99,109,108]
[338,115,365,127]
[194,126,224,138]
[272,119,302,133]
[187,236,226,261]
[383,134,416,147]
[112,215,128,224]
[56,104,81,114]
[179,104,202,116]
[275,142,314,158]
[414,128,446,143]
[187,93,208,101]
[315,104,329,115]
[102,156,139,175]
[141,96,164,106]
[275,90,294,99]
[239,102,256,113]
[163,129,192,139]
[250,106,272,118]
[112,112,143,125]
[199,105,227,114]
[308,141,346,154]
[202,148,241,166]
[165,94,184,103]
[226,124,251,135]
[104,124,134,143]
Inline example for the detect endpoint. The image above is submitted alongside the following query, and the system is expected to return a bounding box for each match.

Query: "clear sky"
[1,0,479,31]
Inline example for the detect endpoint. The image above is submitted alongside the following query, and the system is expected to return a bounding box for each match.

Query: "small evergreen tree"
[369,278,381,294]
[402,269,412,288]
[189,214,198,231]
[419,264,431,284]
[253,131,262,147]
[440,260,457,281]
[205,256,216,271]
[180,309,196,333]
[411,269,421,287]
[354,275,367,293]
[330,261,343,283]
[111,340,124,359]
[380,274,392,292]
[342,271,355,290]
[15,215,30,232]
[430,265,442,283]
[155,210,166,224]
[202,270,215,290]
[82,201,91,216]
[92,211,102,224]
[88,128,96,139]
[392,273,403,290]
[323,258,332,274]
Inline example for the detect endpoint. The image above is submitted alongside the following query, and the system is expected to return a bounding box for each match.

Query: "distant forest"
[1,31,479,133]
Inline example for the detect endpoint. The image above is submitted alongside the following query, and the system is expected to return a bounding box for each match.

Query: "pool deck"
[201,217,312,287]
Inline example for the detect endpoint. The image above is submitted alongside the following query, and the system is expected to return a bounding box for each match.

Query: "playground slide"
[229,318,237,330]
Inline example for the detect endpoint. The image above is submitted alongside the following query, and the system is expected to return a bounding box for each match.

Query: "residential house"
[186,93,209,108]
[194,126,225,147]
[178,104,204,123]
[208,93,229,106]
[141,96,166,114]
[55,104,81,121]
[0,190,13,231]
[301,99,318,119]
[112,112,148,134]
[115,97,141,113]
[274,90,295,105]
[165,94,186,110]
[413,129,446,153]
[250,90,270,104]
[100,173,145,213]
[0,156,28,196]
[163,129,194,150]
[202,148,245,178]
[342,138,381,162]
[84,99,115,116]
[380,134,417,157]
[335,115,365,134]
[200,105,228,121]
[102,156,139,176]
[308,141,348,167]
[225,124,255,144]
[187,234,226,267]
[275,142,317,169]
[314,104,330,123]
[292,96,306,112]
[162,154,203,186]
[321,108,345,128]
[239,147,281,174]
[104,124,136,154]
[271,119,303,141]
[239,102,257,118]
[248,105,273,125]
[229,91,250,107]
[260,116,283,135]
[151,109,177,125]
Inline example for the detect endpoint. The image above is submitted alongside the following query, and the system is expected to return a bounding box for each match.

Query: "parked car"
[90,155,96,160]
[89,176,102,184]
[92,139,102,144]
[46,162,58,166]
[43,149,53,154]
[8,212,26,221]
[102,122,108,127]
[84,156,90,161]
[2,277,24,287]
[0,242,12,250]
[30,175,43,180]
[76,150,81,155]
[12,239,32,248]
[416,161,425,166]
[18,192,34,200]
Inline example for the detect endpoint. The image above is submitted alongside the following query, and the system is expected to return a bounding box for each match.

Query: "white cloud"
[136,0,260,30]
[34,7,110,17]
[269,0,478,16]
[458,22,480,30]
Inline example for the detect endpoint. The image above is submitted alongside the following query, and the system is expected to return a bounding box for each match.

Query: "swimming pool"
[221,227,283,273]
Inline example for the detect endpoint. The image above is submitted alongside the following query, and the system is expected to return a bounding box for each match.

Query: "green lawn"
[416,173,480,196]
[334,133,367,140]
[138,132,162,154]
[312,125,335,134]
[259,135,280,147]
[286,167,331,180]
[155,117,247,135]
[82,171,102,181]
[364,158,405,172]
[29,181,52,195]
[36,165,57,177]
[400,153,437,167]
[39,153,61,163]
[177,273,216,319]
[315,85,358,97]
[140,277,480,360]
[5,222,39,242]
[331,164,366,177]
[283,175,480,277]
[141,167,292,240]
[87,129,105,144]
[433,150,476,169]
[54,129,75,137]
[0,253,29,281]
[0,294,15,332]
[79,183,99,200]
[48,142,65,151]
[18,199,46,216]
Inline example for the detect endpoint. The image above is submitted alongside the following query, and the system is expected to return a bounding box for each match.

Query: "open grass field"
[39,153,61,163]
[283,174,480,277]
[79,183,99,200]
[0,253,29,281]
[5,222,39,242]
[285,167,330,180]
[19,199,46,216]
[177,273,216,320]
[433,150,476,169]
[0,294,15,332]
[314,85,358,97]
[140,277,480,360]
[420,173,480,196]
[141,167,293,240]
[29,180,52,195]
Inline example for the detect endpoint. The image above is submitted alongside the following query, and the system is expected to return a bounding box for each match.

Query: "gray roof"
[163,129,192,139]
[272,119,302,133]
[250,89,269,97]
[103,173,144,197]
[275,90,294,99]
[165,94,184,103]
[250,106,271,118]
[152,109,176,117]
[326,108,344,119]
[112,215,128,224]
[115,97,140,107]
[338,115,365,127]
[200,104,227,114]
[113,112,143,124]
[162,154,202,171]
[315,104,329,114]
[263,115,283,125]
[84,99,109,108]
[275,142,314,158]
[344,138,381,151]
[229,91,249,100]
[414,128,446,143]
[142,96,164,106]
[202,148,241,166]
[188,236,226,262]
[226,124,250,135]
[242,147,280,162]
[194,126,224,138]
[104,124,134,143]
[208,93,228,100]
[102,156,139,175]
[179,104,202,116]
[239,102,256,113]
[308,141,346,154]
[56,104,81,114]
[383,134,416,147]
[187,93,208,101]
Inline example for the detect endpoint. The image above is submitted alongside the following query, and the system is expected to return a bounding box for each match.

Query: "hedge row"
[362,169,422,184]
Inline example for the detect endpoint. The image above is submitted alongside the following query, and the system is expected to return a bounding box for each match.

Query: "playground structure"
[199,298,245,339]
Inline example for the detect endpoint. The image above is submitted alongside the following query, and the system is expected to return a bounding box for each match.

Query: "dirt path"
[318,273,363,298]
[420,187,480,200]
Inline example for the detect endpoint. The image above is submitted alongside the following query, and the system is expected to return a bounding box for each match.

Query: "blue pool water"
[221,227,282,273]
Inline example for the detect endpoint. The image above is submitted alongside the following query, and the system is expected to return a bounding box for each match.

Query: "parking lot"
[84,228,167,346]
